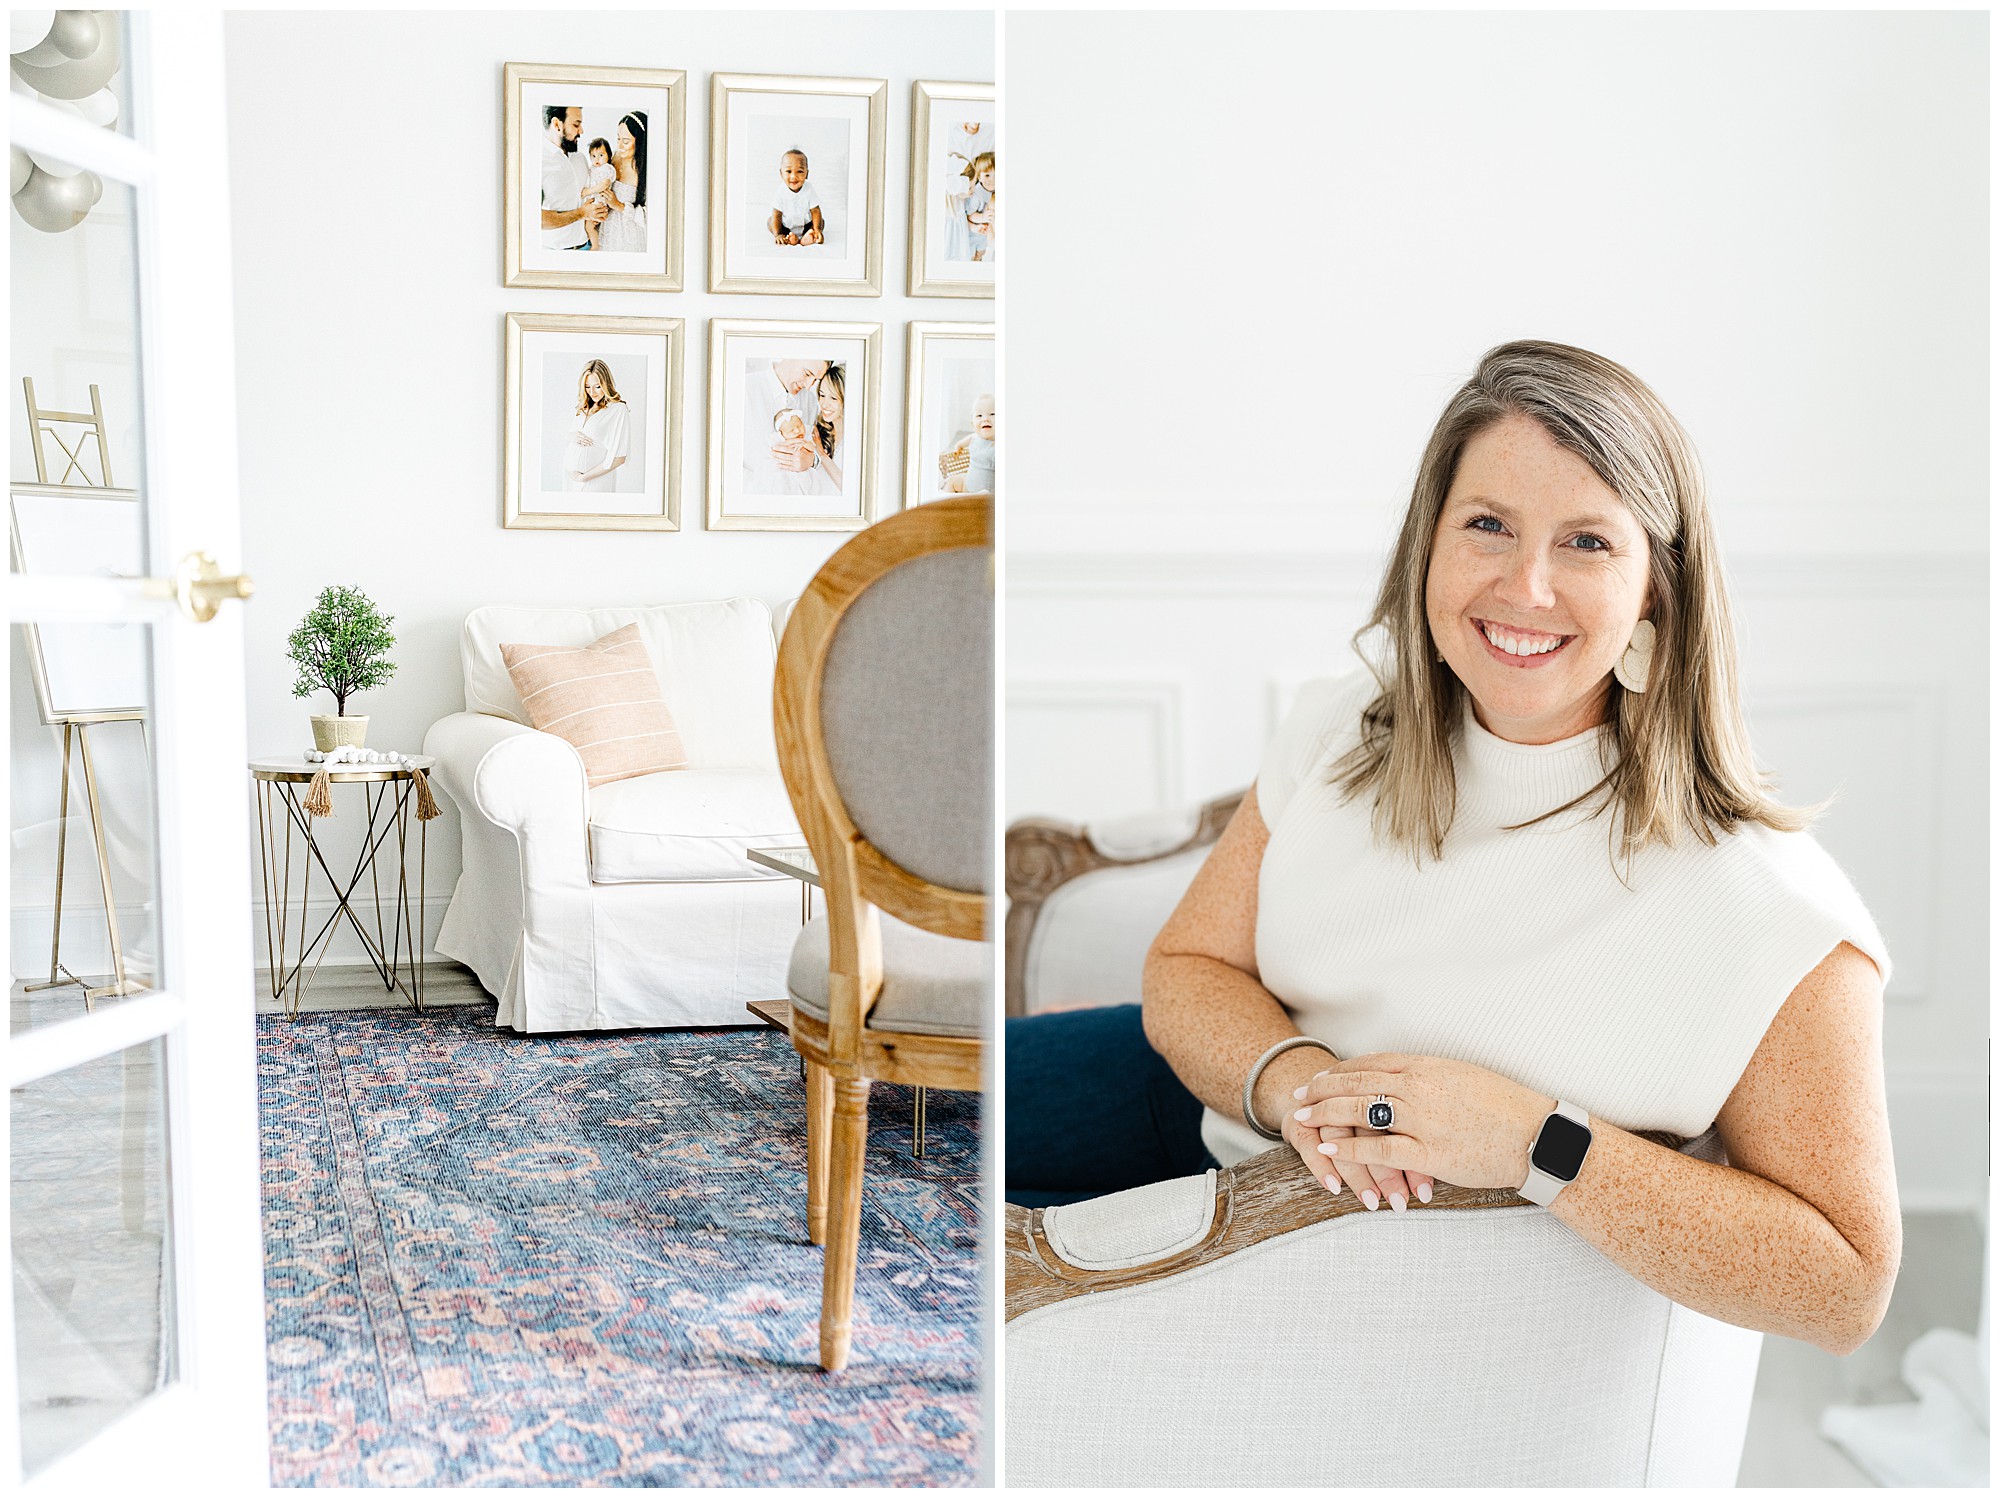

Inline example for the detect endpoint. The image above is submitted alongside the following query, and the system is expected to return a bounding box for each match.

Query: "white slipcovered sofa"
[1003,794,1765,1486]
[423,598,803,1032]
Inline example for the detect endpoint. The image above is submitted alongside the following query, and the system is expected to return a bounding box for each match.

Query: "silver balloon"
[9,10,55,55]
[69,84,116,128]
[12,162,94,231]
[46,10,99,60]
[26,149,82,177]
[10,12,117,99]
[10,147,31,196]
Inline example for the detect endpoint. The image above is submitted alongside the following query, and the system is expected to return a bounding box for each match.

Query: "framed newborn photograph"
[708,72,887,297]
[502,61,687,292]
[706,319,882,531]
[503,312,683,531]
[908,81,995,298]
[905,322,995,507]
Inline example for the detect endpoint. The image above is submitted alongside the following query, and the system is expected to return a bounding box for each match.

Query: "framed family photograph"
[503,313,683,532]
[706,319,882,532]
[905,322,995,507]
[909,81,995,298]
[503,62,687,292]
[709,72,887,297]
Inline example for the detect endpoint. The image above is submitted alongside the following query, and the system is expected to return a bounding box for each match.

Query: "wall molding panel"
[1007,680,1187,825]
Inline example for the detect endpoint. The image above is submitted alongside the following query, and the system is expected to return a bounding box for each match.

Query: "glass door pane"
[10,1038,174,1477]
[8,622,161,1031]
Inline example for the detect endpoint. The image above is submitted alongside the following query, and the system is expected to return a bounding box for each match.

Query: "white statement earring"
[1614,619,1656,694]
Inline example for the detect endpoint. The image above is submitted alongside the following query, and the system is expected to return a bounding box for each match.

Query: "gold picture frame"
[904,321,994,509]
[706,318,883,532]
[502,61,687,292]
[908,81,995,298]
[503,313,683,532]
[709,72,887,297]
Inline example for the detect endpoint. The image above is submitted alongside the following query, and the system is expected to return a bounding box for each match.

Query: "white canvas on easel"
[9,484,148,721]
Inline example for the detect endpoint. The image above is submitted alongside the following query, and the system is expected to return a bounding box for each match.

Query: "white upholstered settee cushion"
[586,769,800,883]
[461,599,778,769]
[1007,1199,1762,1487]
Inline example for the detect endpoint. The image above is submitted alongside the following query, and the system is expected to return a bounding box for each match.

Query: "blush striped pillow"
[499,624,688,787]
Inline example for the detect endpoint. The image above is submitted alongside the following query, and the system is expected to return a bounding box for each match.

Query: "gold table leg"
[259,773,426,1017]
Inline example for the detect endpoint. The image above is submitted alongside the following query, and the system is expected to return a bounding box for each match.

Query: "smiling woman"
[1007,339,1900,1366]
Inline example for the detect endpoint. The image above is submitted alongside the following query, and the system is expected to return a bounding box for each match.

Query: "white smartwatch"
[1520,1100,1592,1206]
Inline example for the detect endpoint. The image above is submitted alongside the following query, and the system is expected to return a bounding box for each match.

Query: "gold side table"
[251,756,434,1018]
[745,844,930,1158]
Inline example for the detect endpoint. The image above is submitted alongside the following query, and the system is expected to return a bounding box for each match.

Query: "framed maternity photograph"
[503,313,683,532]
[706,319,882,532]
[905,322,994,507]
[502,62,687,292]
[709,72,887,297]
[909,81,995,297]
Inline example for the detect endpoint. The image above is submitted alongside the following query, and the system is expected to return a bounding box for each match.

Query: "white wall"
[1007,12,1987,1208]
[220,10,992,967]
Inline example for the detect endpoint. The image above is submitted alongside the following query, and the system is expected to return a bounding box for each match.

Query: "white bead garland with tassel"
[300,745,441,823]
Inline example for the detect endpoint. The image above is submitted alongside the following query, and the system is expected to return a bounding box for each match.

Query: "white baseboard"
[10,895,455,980]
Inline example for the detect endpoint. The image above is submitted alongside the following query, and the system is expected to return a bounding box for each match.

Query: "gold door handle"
[172,551,254,622]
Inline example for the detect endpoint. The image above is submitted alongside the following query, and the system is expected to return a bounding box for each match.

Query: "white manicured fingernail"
[1323,1174,1340,1194]
[1293,1107,1312,1121]
[1293,1085,1307,1099]
[1361,1190,1379,1211]
[1389,1193,1407,1213]
[1316,1141,1338,1156]
[1417,1182,1433,1204]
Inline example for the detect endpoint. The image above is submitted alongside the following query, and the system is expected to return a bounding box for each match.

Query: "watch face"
[1531,1113,1592,1181]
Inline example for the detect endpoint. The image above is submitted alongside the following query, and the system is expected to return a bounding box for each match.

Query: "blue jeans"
[1005,1004,1217,1208]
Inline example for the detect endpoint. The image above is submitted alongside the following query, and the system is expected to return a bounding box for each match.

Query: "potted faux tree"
[288,585,396,751]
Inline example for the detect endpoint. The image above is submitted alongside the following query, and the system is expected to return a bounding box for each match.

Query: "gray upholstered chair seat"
[786,913,989,1038]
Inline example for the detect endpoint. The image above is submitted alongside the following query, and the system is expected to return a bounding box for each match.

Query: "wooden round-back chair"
[773,494,992,1371]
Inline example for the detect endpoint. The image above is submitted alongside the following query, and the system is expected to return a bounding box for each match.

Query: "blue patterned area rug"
[258,1004,981,1486]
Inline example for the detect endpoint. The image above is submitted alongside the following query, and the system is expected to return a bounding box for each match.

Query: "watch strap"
[1520,1100,1590,1206]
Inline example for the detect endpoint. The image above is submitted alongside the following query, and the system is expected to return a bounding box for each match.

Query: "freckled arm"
[1547,943,1901,1355]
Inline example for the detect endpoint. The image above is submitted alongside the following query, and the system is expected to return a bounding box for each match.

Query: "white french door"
[6,11,266,1489]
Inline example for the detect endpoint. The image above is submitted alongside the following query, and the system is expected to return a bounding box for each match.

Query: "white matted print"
[9,486,148,719]
[710,73,885,297]
[503,62,686,291]
[707,320,882,531]
[905,323,995,507]
[504,313,682,531]
[910,82,995,298]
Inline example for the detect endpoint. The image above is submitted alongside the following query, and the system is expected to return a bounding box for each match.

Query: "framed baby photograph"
[706,319,882,532]
[905,322,995,507]
[503,313,683,532]
[708,72,887,297]
[502,62,687,292]
[909,81,995,298]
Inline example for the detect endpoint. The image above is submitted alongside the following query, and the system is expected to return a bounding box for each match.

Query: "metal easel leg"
[77,722,143,1002]
[24,723,80,998]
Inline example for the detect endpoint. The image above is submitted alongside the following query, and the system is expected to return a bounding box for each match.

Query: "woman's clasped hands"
[1286,1053,1559,1202]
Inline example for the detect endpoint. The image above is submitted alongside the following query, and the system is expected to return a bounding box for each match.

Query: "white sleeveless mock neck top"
[1201,672,1889,1167]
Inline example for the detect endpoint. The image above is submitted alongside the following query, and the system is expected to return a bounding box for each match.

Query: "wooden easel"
[24,713,149,1006]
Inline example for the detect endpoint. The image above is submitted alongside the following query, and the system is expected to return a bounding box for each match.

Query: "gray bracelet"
[1242,1035,1338,1140]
